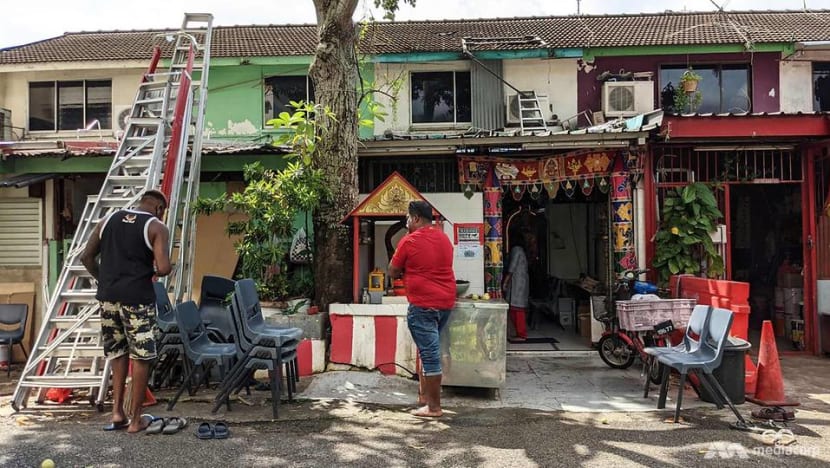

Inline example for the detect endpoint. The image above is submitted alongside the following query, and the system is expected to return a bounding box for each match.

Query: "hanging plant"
[673,69,703,114]
[652,183,725,286]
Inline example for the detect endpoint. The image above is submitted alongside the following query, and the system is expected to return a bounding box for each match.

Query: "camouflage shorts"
[100,301,158,360]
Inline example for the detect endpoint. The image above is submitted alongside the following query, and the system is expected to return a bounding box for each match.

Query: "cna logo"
[704,442,749,459]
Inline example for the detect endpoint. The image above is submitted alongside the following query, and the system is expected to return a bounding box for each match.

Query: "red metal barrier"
[672,275,757,395]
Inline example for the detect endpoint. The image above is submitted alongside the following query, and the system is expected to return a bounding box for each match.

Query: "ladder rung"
[36,346,104,358]
[60,291,97,302]
[18,376,105,386]
[127,117,165,127]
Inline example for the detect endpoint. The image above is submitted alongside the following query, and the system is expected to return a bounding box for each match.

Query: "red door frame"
[803,146,819,355]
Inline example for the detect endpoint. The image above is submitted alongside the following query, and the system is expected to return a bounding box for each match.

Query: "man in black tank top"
[82,189,171,433]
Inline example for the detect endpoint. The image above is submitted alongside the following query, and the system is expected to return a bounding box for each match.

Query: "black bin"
[699,337,751,405]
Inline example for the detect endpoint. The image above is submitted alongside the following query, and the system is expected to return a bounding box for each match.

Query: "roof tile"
[2,10,830,64]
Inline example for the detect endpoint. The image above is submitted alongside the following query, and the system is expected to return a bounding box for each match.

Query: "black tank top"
[95,209,159,305]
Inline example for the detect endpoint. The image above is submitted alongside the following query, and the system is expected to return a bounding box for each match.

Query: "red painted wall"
[577,51,780,125]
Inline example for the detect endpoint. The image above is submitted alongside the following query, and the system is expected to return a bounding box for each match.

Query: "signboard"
[454,223,484,245]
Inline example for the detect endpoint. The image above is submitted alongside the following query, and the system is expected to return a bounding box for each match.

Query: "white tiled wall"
[358,192,485,296]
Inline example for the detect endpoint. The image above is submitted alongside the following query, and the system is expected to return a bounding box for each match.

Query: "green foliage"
[374,0,416,20]
[652,183,725,285]
[194,102,331,301]
[673,69,703,113]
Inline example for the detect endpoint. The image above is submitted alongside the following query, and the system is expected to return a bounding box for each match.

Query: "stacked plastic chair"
[211,279,302,418]
[152,282,187,389]
[167,301,238,411]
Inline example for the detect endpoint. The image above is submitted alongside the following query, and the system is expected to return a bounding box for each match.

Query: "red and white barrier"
[329,303,417,376]
[297,339,326,376]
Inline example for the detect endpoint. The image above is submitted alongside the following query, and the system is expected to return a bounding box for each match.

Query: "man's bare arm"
[388,263,403,280]
[150,221,172,276]
[80,223,103,280]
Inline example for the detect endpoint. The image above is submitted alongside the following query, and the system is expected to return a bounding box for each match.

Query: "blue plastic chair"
[643,305,713,397]
[168,301,238,411]
[0,304,28,378]
[655,307,734,423]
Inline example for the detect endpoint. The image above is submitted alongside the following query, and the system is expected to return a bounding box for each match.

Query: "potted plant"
[673,69,703,113]
[652,183,725,286]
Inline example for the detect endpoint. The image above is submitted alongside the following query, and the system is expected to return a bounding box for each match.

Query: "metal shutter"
[0,198,42,265]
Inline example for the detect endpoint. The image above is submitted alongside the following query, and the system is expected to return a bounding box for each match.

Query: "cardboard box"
[579,314,591,339]
[0,282,36,362]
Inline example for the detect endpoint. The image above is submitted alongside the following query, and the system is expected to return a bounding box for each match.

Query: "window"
[0,198,42,265]
[411,71,471,125]
[264,76,314,125]
[813,63,830,112]
[660,65,751,114]
[28,80,112,131]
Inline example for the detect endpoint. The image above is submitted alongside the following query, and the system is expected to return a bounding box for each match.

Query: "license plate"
[653,320,675,335]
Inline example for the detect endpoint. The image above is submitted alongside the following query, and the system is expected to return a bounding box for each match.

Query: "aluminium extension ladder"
[11,13,214,412]
[517,90,548,135]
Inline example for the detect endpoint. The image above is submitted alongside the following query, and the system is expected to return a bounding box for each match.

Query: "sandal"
[213,422,230,439]
[103,419,130,431]
[145,417,167,435]
[196,422,214,440]
[162,417,187,435]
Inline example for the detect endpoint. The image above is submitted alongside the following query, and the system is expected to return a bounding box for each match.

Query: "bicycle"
[594,270,685,384]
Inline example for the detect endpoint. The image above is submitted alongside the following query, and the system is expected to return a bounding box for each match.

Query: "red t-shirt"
[390,226,456,310]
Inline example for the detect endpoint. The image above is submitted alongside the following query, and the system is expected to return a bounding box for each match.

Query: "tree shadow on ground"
[2,394,829,467]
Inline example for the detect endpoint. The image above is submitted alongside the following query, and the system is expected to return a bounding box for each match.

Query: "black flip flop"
[196,422,214,440]
[213,422,230,439]
[103,419,130,431]
[162,417,187,435]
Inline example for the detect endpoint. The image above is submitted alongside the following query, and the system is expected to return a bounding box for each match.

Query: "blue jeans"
[407,305,451,377]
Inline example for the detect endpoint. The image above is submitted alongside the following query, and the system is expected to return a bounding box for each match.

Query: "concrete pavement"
[1,354,829,467]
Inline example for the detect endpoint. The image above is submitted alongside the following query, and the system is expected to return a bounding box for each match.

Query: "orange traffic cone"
[143,387,157,407]
[746,320,798,408]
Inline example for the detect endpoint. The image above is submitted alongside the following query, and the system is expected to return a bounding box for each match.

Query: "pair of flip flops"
[146,417,188,435]
[102,413,155,432]
[196,422,230,439]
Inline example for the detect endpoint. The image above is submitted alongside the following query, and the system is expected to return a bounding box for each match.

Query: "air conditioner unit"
[0,108,11,140]
[602,81,654,118]
[505,93,551,124]
[114,105,133,131]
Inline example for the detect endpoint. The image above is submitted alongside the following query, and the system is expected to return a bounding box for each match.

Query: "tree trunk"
[310,0,359,309]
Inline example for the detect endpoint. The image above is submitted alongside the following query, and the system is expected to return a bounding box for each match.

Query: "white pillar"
[635,180,647,279]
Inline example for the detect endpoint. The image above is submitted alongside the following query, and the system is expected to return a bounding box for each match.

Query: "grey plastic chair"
[0,304,28,378]
[655,307,734,423]
[168,301,238,411]
[211,280,302,418]
[198,275,236,343]
[643,305,713,397]
[152,282,185,389]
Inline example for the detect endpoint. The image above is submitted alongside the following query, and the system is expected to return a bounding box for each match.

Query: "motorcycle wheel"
[598,334,636,369]
[648,359,667,385]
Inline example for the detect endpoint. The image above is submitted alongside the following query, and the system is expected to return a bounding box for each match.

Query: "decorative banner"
[483,167,503,298]
[458,148,639,198]
[610,156,636,275]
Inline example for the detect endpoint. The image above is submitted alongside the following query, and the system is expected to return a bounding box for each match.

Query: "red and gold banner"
[458,148,643,199]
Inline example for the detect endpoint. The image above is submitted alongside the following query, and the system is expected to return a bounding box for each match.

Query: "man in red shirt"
[389,201,455,417]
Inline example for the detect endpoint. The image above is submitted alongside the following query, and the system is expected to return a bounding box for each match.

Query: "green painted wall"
[205,64,311,139]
